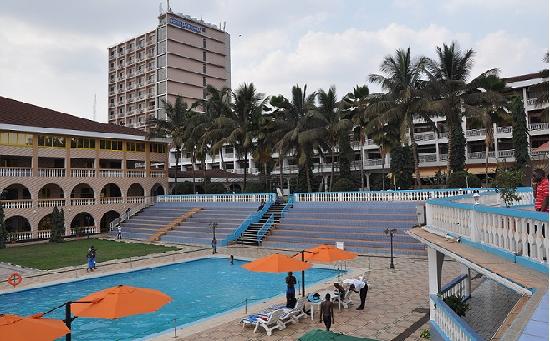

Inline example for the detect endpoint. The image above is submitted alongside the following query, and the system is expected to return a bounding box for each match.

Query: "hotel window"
[150,143,167,154]
[202,38,206,48]
[100,139,123,151]
[203,77,207,86]
[203,51,206,61]
[203,63,206,74]
[70,137,96,149]
[0,131,33,147]
[38,135,65,148]
[127,142,145,152]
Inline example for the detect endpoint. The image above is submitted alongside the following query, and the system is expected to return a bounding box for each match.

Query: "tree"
[390,145,415,189]
[49,206,65,243]
[368,47,433,187]
[148,96,193,188]
[509,96,531,170]
[495,168,523,207]
[368,119,400,190]
[465,69,509,186]
[426,42,476,174]
[0,205,7,248]
[345,85,371,189]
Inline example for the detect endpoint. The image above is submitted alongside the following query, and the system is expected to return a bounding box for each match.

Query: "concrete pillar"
[428,247,444,321]
[461,264,471,300]
[493,123,498,158]
[366,172,371,191]
[32,135,38,177]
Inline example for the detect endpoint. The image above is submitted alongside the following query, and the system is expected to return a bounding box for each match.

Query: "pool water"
[0,258,339,340]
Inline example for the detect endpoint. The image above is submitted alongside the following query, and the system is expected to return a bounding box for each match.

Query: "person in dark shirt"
[319,293,334,331]
[285,272,297,308]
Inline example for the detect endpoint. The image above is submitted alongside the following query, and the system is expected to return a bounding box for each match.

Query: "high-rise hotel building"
[108,10,231,130]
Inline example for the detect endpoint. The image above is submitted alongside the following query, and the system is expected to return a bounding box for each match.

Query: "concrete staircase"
[237,202,286,245]
[261,202,426,256]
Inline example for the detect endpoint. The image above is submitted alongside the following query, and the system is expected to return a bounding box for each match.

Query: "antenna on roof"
[159,2,164,15]
[92,94,97,121]
[223,21,226,31]
[166,0,171,13]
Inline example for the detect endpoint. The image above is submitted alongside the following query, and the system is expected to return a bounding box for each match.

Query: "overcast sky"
[0,0,548,123]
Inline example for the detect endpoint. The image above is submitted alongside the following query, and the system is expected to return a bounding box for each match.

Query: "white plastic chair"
[280,297,307,326]
[254,309,286,336]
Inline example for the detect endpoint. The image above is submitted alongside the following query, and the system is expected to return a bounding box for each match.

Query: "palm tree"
[210,83,268,190]
[464,69,509,186]
[318,86,352,191]
[344,85,371,190]
[367,118,400,190]
[368,47,432,187]
[271,85,321,193]
[147,96,191,191]
[426,42,475,174]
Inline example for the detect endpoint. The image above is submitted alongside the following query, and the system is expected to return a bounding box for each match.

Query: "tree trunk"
[381,151,386,190]
[174,148,180,194]
[306,162,312,193]
[191,152,196,194]
[485,142,489,187]
[264,162,268,190]
[330,146,335,191]
[220,151,229,189]
[409,122,421,188]
[279,153,284,190]
[243,149,248,191]
[360,139,365,190]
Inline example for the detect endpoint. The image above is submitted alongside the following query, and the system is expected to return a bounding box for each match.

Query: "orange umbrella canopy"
[242,253,311,273]
[71,285,172,319]
[0,314,70,341]
[294,244,358,263]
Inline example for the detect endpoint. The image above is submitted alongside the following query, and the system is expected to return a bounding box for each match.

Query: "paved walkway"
[464,278,522,340]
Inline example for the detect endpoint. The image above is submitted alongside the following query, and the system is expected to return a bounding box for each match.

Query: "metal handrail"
[256,214,274,243]
[220,200,274,246]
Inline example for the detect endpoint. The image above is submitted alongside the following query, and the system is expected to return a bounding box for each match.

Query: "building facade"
[0,96,169,240]
[108,10,231,130]
[170,71,549,188]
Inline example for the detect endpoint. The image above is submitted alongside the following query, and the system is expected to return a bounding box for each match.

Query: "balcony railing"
[497,149,514,158]
[496,126,512,134]
[293,188,489,202]
[413,132,435,141]
[365,159,384,166]
[100,197,124,204]
[0,167,32,177]
[465,128,486,137]
[158,193,276,204]
[419,154,437,163]
[39,168,65,177]
[71,168,96,177]
[70,226,98,236]
[439,154,448,161]
[1,199,33,209]
[99,169,123,177]
[127,170,146,177]
[430,294,481,341]
[529,122,549,131]
[37,198,65,208]
[467,151,495,160]
[70,198,95,206]
[127,196,146,204]
[150,170,165,177]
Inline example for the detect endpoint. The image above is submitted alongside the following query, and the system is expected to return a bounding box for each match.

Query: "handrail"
[256,214,275,243]
[220,200,274,246]
[280,196,294,218]
[440,274,469,300]
[430,294,482,341]
[293,188,492,202]
[157,193,276,203]
[109,196,157,231]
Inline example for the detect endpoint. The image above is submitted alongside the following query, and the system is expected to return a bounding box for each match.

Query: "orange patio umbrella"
[242,253,311,273]
[0,313,70,341]
[71,285,172,319]
[294,244,358,263]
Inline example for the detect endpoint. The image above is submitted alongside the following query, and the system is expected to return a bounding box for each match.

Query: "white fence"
[293,188,491,202]
[0,167,32,177]
[9,226,99,242]
[426,189,548,264]
[430,294,482,341]
[157,193,276,203]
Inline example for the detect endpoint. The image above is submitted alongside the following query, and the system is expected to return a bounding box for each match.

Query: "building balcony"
[127,170,146,177]
[526,97,549,111]
[497,149,514,158]
[99,169,124,177]
[1,199,33,209]
[70,198,95,206]
[39,168,65,177]
[467,151,495,160]
[365,159,384,166]
[529,122,549,131]
[37,198,65,208]
[418,154,437,164]
[496,126,512,134]
[465,128,486,137]
[71,168,96,177]
[100,197,124,204]
[413,132,436,142]
[150,170,166,177]
[0,167,32,177]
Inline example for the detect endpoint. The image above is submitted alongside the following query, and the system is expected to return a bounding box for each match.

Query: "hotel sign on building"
[168,17,203,34]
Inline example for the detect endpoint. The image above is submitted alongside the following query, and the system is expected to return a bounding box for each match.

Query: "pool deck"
[0,241,464,341]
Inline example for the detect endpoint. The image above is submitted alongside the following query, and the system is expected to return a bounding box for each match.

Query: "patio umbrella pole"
[301,251,305,297]
[65,302,72,341]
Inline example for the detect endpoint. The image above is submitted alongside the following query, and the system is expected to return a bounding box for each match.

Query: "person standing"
[86,247,94,272]
[319,293,334,331]
[211,237,217,254]
[116,224,122,240]
[90,245,97,270]
[349,278,368,310]
[533,169,549,212]
[285,271,297,308]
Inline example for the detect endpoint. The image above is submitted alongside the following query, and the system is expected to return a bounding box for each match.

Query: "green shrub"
[495,168,523,207]
[443,294,469,317]
[243,182,266,193]
[420,329,431,339]
[205,182,226,194]
[447,171,481,188]
[172,181,194,194]
[332,178,355,192]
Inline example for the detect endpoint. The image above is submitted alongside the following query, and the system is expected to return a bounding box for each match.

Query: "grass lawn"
[0,239,178,270]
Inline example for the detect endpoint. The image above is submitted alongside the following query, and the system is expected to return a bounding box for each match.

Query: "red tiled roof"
[0,96,145,136]
[503,70,549,83]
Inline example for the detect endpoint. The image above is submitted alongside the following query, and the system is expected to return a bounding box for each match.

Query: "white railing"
[439,132,448,139]
[99,169,123,177]
[419,154,437,163]
[100,197,124,204]
[109,197,157,230]
[529,123,549,131]
[70,226,98,236]
[37,230,51,239]
[440,154,448,161]
[467,151,495,160]
[497,150,514,158]
[1,200,33,209]
[8,231,33,242]
[430,294,482,341]
[414,132,435,141]
[426,189,548,264]
[126,196,145,204]
[465,128,486,137]
[440,274,469,300]
[150,170,165,177]
[157,193,276,203]
[293,188,490,202]
[39,168,65,177]
[71,169,96,177]
[365,159,384,166]
[0,167,32,177]
[70,198,95,206]
[37,198,66,208]
[496,126,512,134]
[127,170,146,177]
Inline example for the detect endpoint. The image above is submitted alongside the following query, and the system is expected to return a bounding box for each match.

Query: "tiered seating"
[158,202,259,245]
[261,202,425,255]
[116,205,190,241]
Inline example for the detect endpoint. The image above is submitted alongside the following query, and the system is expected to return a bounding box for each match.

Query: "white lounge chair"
[253,309,286,336]
[280,297,307,326]
[333,288,354,308]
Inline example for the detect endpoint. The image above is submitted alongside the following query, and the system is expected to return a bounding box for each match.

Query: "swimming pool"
[0,257,339,340]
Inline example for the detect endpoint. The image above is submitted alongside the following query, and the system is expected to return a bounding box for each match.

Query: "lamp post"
[210,222,218,254]
[384,228,397,269]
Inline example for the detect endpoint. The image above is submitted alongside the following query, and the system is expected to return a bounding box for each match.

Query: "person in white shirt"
[348,278,368,310]
[116,224,122,240]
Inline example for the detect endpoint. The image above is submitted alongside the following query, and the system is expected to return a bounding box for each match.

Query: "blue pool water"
[0,258,339,340]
